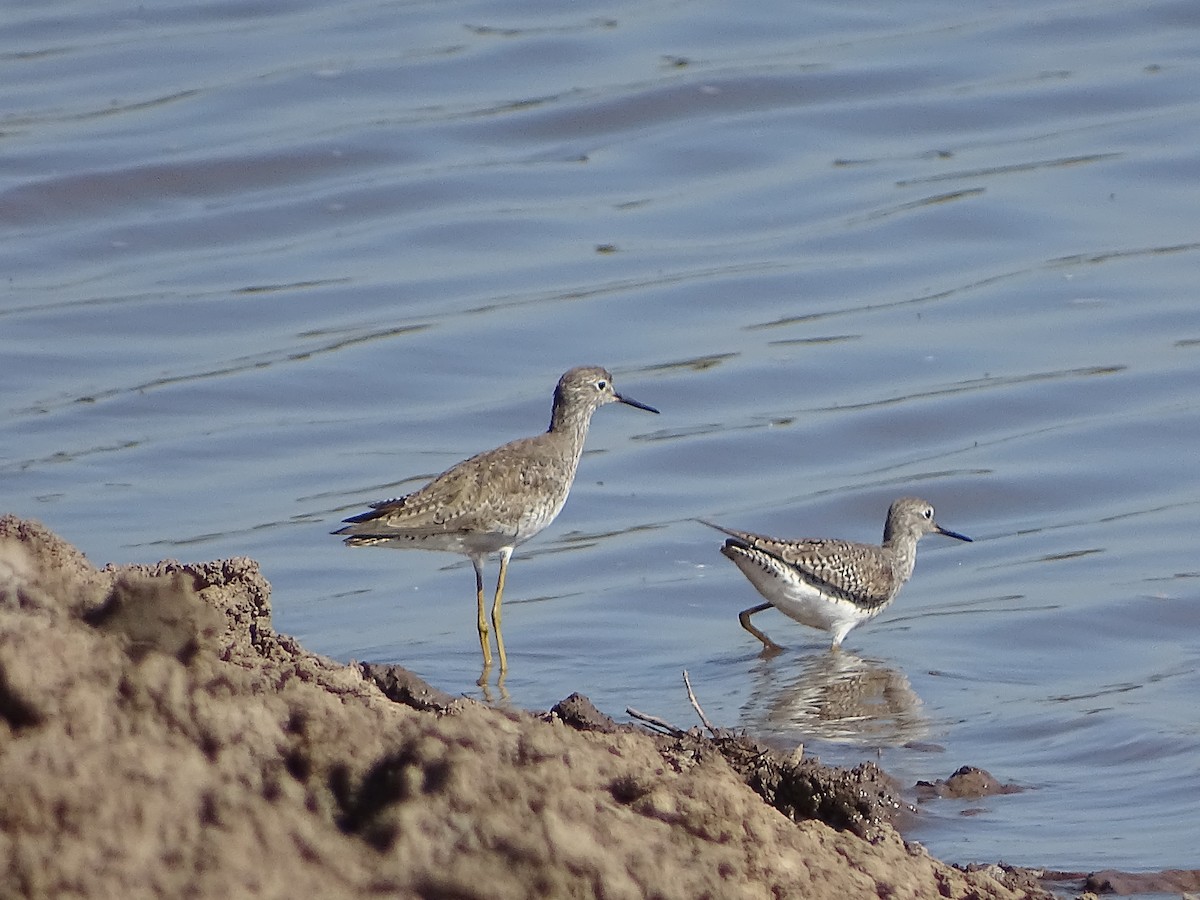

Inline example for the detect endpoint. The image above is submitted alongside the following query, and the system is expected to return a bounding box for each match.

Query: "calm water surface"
[4,0,1200,873]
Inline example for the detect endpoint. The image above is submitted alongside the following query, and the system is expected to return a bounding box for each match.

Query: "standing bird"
[335,366,658,675]
[704,497,971,652]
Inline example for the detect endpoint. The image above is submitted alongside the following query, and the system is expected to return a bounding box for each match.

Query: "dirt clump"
[0,515,1052,899]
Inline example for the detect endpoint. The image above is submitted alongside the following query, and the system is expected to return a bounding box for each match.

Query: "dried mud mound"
[0,515,1049,899]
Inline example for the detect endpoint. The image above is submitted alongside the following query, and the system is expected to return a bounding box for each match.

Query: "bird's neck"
[883,531,919,583]
[548,407,594,440]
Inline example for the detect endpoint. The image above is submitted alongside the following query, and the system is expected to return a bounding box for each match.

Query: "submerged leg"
[491,547,513,672]
[829,621,855,651]
[739,602,785,655]
[472,556,492,669]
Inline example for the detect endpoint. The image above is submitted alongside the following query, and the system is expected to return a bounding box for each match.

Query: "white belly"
[730,554,888,644]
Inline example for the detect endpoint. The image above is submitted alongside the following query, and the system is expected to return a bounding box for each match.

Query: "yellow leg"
[472,557,492,669]
[491,547,512,673]
[739,602,785,656]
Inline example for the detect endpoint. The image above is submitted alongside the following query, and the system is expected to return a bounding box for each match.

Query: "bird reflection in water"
[740,649,929,746]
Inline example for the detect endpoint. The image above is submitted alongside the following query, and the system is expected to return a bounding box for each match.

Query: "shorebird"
[704,497,971,652]
[335,366,658,675]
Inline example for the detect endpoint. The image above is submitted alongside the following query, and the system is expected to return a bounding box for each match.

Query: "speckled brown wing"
[710,523,899,610]
[338,432,578,538]
[765,537,898,609]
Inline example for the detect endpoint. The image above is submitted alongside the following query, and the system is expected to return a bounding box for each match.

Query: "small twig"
[625,707,685,737]
[682,669,716,734]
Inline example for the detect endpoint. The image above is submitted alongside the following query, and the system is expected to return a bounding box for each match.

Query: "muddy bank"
[0,515,1061,898]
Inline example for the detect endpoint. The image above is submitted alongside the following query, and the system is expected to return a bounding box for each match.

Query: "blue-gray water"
[5,0,1200,874]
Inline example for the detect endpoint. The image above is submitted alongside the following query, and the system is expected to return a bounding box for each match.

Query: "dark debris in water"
[915,765,1024,801]
[361,662,463,713]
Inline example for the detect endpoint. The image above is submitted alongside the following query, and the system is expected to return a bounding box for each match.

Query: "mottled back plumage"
[717,534,901,609]
[338,430,582,553]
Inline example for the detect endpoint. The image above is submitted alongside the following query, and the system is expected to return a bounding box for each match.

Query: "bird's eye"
[596,380,608,391]
[923,507,933,519]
